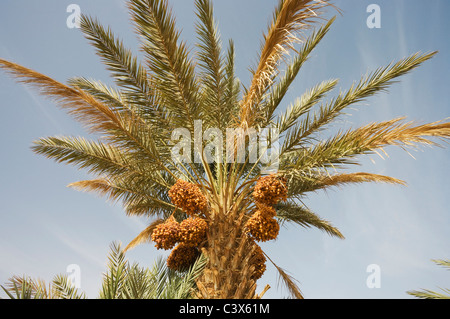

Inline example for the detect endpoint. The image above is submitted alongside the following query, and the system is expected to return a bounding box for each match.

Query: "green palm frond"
[276,78,338,134]
[69,177,175,217]
[151,253,207,299]
[283,117,450,174]
[169,253,208,299]
[0,60,175,179]
[1,276,49,299]
[79,14,159,114]
[407,259,450,299]
[222,40,241,123]
[0,274,86,299]
[99,242,129,299]
[99,241,207,299]
[52,275,87,299]
[280,51,438,154]
[32,135,177,217]
[68,77,133,113]
[128,0,199,132]
[432,259,450,270]
[195,0,227,130]
[407,288,450,299]
[285,171,405,197]
[276,201,344,239]
[120,263,153,299]
[1,242,206,299]
[32,136,138,175]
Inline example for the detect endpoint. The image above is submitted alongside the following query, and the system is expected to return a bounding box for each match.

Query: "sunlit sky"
[0,0,449,299]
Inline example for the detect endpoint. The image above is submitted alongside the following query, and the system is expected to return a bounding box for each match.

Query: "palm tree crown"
[1,0,449,298]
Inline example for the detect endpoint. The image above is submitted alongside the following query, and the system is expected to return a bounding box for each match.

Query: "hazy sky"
[0,0,449,299]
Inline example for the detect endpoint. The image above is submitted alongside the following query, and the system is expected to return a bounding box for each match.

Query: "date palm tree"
[1,0,449,299]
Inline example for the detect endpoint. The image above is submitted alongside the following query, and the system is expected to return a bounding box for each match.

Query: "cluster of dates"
[152,180,208,271]
[151,175,287,279]
[245,174,287,242]
[245,174,288,280]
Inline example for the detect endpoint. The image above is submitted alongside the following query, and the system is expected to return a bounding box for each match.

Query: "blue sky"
[0,0,449,299]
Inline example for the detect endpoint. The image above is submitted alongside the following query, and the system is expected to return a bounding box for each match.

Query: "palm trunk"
[195,209,259,299]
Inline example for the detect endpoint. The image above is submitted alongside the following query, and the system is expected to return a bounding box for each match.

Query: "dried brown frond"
[69,179,122,201]
[124,218,165,252]
[263,251,304,299]
[274,263,304,299]
[0,59,122,134]
[319,172,406,189]
[68,178,175,216]
[239,0,333,128]
[357,118,450,150]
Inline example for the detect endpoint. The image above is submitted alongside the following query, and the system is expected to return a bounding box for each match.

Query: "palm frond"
[52,274,86,299]
[0,59,174,174]
[128,0,199,131]
[276,78,338,134]
[1,276,35,299]
[68,76,129,112]
[281,51,438,154]
[276,201,344,239]
[124,218,165,252]
[1,243,205,299]
[79,14,160,116]
[32,136,135,175]
[170,253,208,299]
[407,259,450,299]
[195,0,227,130]
[407,288,450,299]
[1,276,51,299]
[222,40,241,125]
[285,171,405,196]
[120,263,154,299]
[68,178,175,217]
[432,259,450,270]
[284,117,450,173]
[99,242,129,299]
[264,16,336,124]
[239,0,332,128]
[0,58,131,135]
[317,172,406,188]
[142,253,206,299]
[263,252,304,299]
